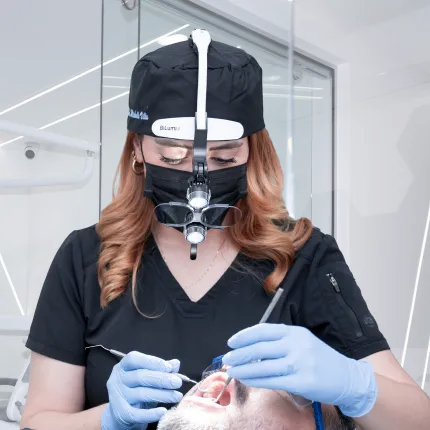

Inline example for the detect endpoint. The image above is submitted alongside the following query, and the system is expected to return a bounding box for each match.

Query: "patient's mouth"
[195,379,231,406]
[202,381,229,404]
[182,396,224,410]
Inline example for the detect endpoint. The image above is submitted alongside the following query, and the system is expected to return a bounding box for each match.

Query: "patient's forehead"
[248,387,316,428]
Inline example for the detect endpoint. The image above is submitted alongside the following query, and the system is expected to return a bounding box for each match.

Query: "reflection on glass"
[291,394,313,408]
[201,205,241,228]
[153,203,193,227]
[198,361,228,393]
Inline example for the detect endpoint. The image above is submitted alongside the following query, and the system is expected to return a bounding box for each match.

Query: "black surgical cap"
[127,36,265,138]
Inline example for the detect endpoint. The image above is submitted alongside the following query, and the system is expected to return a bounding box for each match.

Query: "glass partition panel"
[100,0,140,210]
[0,0,102,395]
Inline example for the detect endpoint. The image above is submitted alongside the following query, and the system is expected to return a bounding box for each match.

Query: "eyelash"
[159,156,237,166]
[159,156,182,165]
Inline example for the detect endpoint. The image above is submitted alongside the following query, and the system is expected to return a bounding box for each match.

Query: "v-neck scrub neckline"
[146,234,240,310]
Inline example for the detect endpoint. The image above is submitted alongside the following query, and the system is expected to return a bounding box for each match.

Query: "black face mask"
[144,162,247,227]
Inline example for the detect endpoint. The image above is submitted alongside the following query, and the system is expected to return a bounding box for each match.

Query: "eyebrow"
[153,137,243,151]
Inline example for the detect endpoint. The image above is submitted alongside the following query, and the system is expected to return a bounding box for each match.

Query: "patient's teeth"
[200,381,228,403]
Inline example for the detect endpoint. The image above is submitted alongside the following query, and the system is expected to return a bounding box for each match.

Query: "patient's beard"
[157,381,249,430]
[156,410,230,430]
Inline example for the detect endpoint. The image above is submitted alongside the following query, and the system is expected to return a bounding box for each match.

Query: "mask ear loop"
[138,134,145,164]
[137,134,154,200]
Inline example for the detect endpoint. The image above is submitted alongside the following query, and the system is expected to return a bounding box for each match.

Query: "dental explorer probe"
[85,345,198,384]
[213,287,285,403]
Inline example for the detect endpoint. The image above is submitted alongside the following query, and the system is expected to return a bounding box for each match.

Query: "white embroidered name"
[129,109,149,120]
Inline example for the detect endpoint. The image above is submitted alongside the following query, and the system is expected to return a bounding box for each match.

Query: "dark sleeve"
[297,234,390,360]
[26,231,87,366]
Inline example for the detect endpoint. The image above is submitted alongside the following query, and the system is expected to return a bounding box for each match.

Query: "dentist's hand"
[222,324,378,418]
[101,352,183,430]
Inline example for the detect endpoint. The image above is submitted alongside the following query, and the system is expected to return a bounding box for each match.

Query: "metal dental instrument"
[85,345,198,384]
[213,287,285,403]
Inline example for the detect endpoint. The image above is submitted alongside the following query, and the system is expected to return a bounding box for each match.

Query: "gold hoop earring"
[132,151,145,175]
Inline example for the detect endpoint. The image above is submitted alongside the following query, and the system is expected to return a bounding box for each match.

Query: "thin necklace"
[158,237,227,290]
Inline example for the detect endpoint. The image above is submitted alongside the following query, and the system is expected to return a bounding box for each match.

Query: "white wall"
[303,2,430,390]
[350,83,430,387]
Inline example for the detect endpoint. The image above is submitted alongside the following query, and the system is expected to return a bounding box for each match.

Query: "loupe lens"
[201,205,242,228]
[154,203,193,226]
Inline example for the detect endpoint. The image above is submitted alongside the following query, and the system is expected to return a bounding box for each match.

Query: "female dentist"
[21,30,430,430]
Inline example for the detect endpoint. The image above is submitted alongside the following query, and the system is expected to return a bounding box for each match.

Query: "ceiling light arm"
[0,120,99,189]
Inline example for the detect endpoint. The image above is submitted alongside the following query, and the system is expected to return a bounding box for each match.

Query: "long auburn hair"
[97,128,312,309]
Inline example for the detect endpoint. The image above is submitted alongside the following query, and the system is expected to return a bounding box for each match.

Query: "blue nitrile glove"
[101,351,183,430]
[222,324,378,418]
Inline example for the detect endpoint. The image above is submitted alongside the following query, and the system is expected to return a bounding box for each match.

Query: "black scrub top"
[26,225,389,429]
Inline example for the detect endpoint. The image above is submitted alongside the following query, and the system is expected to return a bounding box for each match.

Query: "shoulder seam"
[83,257,99,270]
[74,227,100,270]
[296,253,312,264]
[295,228,326,264]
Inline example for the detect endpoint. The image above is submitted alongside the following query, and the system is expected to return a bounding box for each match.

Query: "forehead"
[249,388,302,413]
[257,387,294,404]
[248,389,316,428]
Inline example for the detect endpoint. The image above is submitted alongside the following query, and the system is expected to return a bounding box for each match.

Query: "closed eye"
[159,155,185,165]
[210,157,236,166]
[160,156,236,166]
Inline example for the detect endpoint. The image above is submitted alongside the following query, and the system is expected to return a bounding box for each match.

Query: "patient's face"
[157,371,319,430]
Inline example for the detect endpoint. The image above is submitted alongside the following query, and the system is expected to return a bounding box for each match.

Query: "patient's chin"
[157,406,230,430]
